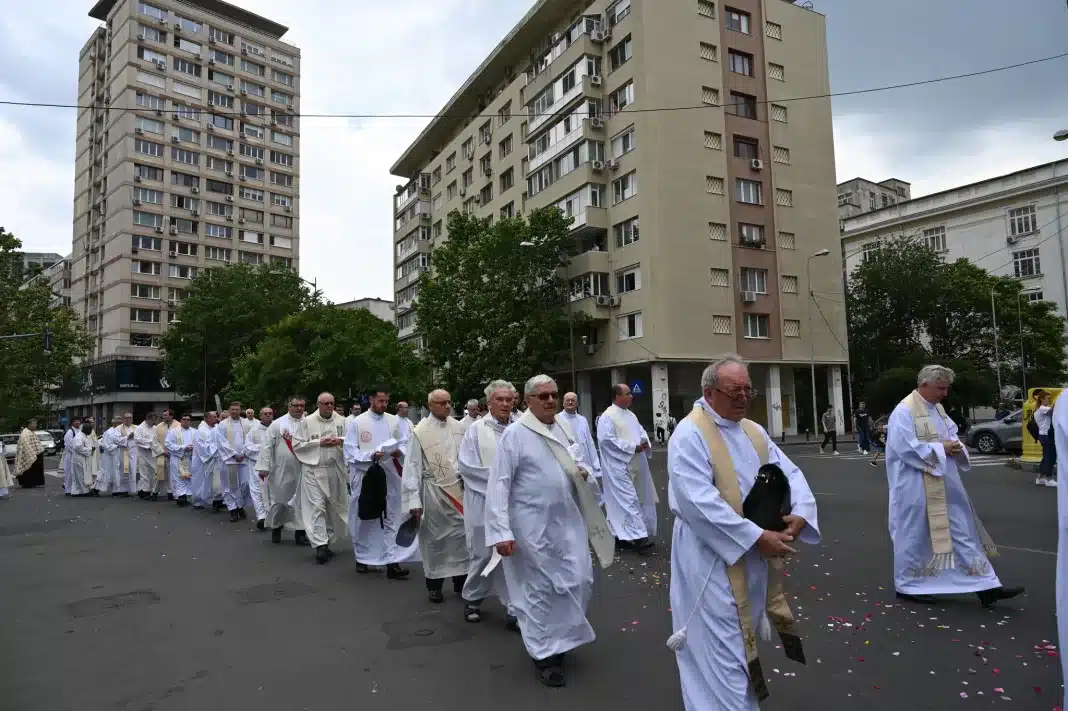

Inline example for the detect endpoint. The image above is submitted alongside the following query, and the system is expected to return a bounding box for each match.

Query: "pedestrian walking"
[853,401,871,454]
[819,406,838,455]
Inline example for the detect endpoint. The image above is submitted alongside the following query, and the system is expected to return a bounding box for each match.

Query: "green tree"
[0,227,90,430]
[230,306,429,407]
[415,207,588,400]
[160,262,318,409]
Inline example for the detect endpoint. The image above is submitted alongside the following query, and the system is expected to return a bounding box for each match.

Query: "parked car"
[48,429,66,451]
[966,410,1023,454]
[1,434,18,466]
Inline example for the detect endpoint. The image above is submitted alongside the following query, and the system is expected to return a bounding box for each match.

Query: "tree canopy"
[0,227,90,430]
[415,207,588,401]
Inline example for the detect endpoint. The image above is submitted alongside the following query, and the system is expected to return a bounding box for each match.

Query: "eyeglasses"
[534,392,559,402]
[431,400,451,406]
[716,387,758,401]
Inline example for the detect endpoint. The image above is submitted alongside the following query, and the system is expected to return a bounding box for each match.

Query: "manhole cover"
[381,614,474,650]
[234,580,315,604]
[67,589,160,618]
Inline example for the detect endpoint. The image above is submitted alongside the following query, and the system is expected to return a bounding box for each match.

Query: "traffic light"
[43,328,53,355]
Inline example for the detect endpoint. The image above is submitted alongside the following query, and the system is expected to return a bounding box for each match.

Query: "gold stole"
[412,417,465,509]
[605,405,660,505]
[223,419,242,489]
[687,405,805,703]
[120,424,132,473]
[902,390,997,573]
[176,427,193,479]
[154,422,171,479]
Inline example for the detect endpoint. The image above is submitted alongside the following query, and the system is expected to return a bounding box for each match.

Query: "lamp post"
[991,288,1003,398]
[807,249,830,438]
[521,240,576,390]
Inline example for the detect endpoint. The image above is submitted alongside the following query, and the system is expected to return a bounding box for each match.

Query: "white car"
[1,434,18,466]
[36,431,57,457]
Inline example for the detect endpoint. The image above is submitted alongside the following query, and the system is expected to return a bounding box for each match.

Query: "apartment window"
[479,184,493,205]
[271,193,292,209]
[740,267,767,294]
[135,164,163,181]
[771,104,788,123]
[700,42,718,62]
[135,92,165,111]
[133,211,163,228]
[171,147,199,165]
[175,103,201,121]
[272,90,292,106]
[725,7,751,33]
[709,268,730,287]
[241,165,265,181]
[923,226,947,252]
[783,319,801,338]
[241,230,264,244]
[130,334,161,348]
[462,168,474,189]
[704,131,722,150]
[500,202,515,219]
[208,90,234,108]
[616,265,641,293]
[172,126,200,144]
[240,208,264,223]
[206,135,232,152]
[170,194,197,210]
[172,171,199,188]
[270,172,293,188]
[479,153,493,176]
[272,69,295,87]
[205,178,232,194]
[137,47,167,64]
[209,69,234,87]
[478,121,492,146]
[169,265,197,280]
[733,137,759,160]
[241,59,266,76]
[271,214,293,229]
[781,275,799,294]
[240,145,264,163]
[206,200,231,216]
[740,314,771,340]
[139,24,166,43]
[772,146,790,164]
[1026,290,1044,303]
[861,241,881,263]
[174,14,201,33]
[612,172,638,204]
[498,101,512,126]
[138,2,166,21]
[209,114,233,131]
[446,152,457,173]
[172,218,198,234]
[270,150,293,167]
[609,36,633,72]
[736,178,762,204]
[698,0,716,17]
[728,50,753,76]
[766,21,783,40]
[171,241,198,256]
[132,235,162,250]
[270,234,293,248]
[1009,205,1038,236]
[1013,248,1041,278]
[778,232,796,250]
[869,193,877,210]
[204,224,232,239]
[500,168,514,192]
[210,27,234,45]
[706,176,725,195]
[609,82,635,114]
[137,70,166,88]
[775,188,793,207]
[174,38,202,56]
[499,134,513,159]
[709,222,727,241]
[612,126,635,157]
[242,122,264,140]
[273,112,295,128]
[131,308,161,323]
[135,138,163,157]
[172,81,200,99]
[607,0,632,26]
[132,260,161,275]
[728,92,757,119]
[615,217,640,247]
[173,57,201,77]
[618,311,643,340]
[769,63,786,81]
[244,102,267,117]
[447,182,458,200]
[206,246,231,262]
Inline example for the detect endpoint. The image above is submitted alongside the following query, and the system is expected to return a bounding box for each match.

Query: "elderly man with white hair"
[886,364,1023,606]
[289,392,350,564]
[486,374,613,687]
[667,355,818,711]
[459,399,481,434]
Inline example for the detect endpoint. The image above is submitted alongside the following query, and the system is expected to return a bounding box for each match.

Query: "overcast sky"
[1,0,1065,303]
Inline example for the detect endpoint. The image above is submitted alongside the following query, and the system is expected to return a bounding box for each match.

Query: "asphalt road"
[0,448,1060,711]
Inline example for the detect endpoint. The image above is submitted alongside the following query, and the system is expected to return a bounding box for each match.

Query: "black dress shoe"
[229,510,240,522]
[428,590,445,604]
[977,586,1025,607]
[271,527,283,544]
[237,507,247,520]
[167,493,175,501]
[316,546,332,564]
[211,500,225,512]
[294,530,310,546]
[137,491,148,500]
[895,591,940,604]
[534,657,566,687]
[176,495,189,507]
[192,505,204,510]
[386,564,410,580]
[505,615,520,632]
[355,562,371,574]
[149,493,158,502]
[256,519,265,531]
[89,489,100,497]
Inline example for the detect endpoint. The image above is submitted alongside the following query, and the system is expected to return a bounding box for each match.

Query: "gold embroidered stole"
[412,416,465,509]
[605,405,660,505]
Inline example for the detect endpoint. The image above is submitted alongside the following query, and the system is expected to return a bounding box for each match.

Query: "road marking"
[997,544,1056,556]
[46,470,62,478]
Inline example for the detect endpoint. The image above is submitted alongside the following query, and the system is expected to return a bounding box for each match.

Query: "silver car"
[36,431,57,457]
[967,410,1023,454]
[1,434,18,466]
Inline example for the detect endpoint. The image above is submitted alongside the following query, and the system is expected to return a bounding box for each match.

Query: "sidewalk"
[649,432,860,449]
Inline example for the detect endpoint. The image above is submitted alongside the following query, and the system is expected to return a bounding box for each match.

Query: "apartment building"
[842,159,1068,321]
[20,255,73,309]
[60,0,300,421]
[390,0,849,435]
[337,297,395,323]
[837,176,911,220]
[6,252,66,282]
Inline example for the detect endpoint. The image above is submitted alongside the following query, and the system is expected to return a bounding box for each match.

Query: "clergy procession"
[12,356,1064,709]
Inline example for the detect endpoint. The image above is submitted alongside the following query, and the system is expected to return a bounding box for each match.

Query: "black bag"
[1026,415,1040,441]
[357,460,388,522]
[743,463,792,532]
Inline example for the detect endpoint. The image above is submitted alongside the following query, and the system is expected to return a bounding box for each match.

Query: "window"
[133,211,163,228]
[612,172,638,204]
[131,308,161,323]
[206,135,232,152]
[709,222,727,241]
[704,131,722,150]
[241,230,264,244]
[171,241,198,256]
[923,226,947,252]
[270,172,293,188]
[206,200,231,216]
[861,241,881,263]
[208,90,234,108]
[447,182,458,200]
[137,47,167,64]
[137,70,165,88]
[446,152,457,173]
[240,208,264,223]
[272,69,295,87]
[500,168,514,192]
[272,90,292,105]
[271,51,295,68]
[135,187,163,204]
[728,92,757,119]
[172,171,199,188]
[174,103,201,121]
[739,223,765,246]
[781,275,799,294]
[615,217,640,247]
[206,246,232,262]
[725,7,751,33]
[132,260,162,275]
[135,164,163,181]
[698,0,716,17]
[139,24,166,43]
[204,223,232,239]
[135,92,165,111]
[778,232,796,250]
[608,36,632,71]
[1025,290,1044,303]
[241,122,264,140]
[771,104,788,123]
[607,0,632,26]
[766,21,783,40]
[499,134,513,159]
[700,42,718,62]
[270,150,293,167]
[618,311,643,340]
[500,202,515,219]
[740,267,767,294]
[138,2,166,21]
[869,193,877,211]
[612,126,635,157]
[462,168,474,189]
[271,214,293,229]
[241,59,266,76]
[1013,248,1041,278]
[241,165,265,181]
[241,40,265,57]
[270,234,293,248]
[743,314,769,339]
[244,102,267,117]
[609,81,635,114]
[130,334,161,348]
[205,179,232,194]
[210,27,234,45]
[570,273,610,301]
[706,176,725,195]
[133,117,162,136]
[173,126,200,144]
[479,153,493,176]
[174,14,201,33]
[616,265,641,293]
[171,147,199,165]
[1009,205,1038,236]
[271,131,293,147]
[775,188,793,207]
[135,138,163,157]
[172,81,200,99]
[783,319,801,337]
[172,217,198,234]
[209,69,234,87]
[728,50,753,76]
[480,184,493,205]
[733,137,759,160]
[271,193,293,209]
[498,101,512,126]
[773,146,791,164]
[736,178,762,204]
[767,64,786,82]
[132,235,162,250]
[173,57,201,77]
[173,38,202,56]
[169,265,197,280]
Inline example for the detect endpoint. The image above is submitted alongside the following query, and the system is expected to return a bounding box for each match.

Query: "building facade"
[837,177,911,220]
[390,0,849,435]
[63,0,300,421]
[841,159,1068,322]
[336,297,395,322]
[20,255,73,309]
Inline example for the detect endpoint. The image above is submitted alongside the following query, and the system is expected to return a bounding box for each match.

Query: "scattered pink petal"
[960,692,969,698]
[994,687,1004,693]
[993,668,1001,675]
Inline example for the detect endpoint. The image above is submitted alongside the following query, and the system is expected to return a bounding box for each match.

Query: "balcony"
[522,31,600,105]
[394,188,420,215]
[568,242,609,276]
[398,323,416,339]
[394,201,431,233]
[570,294,613,322]
[528,75,600,135]
[528,117,604,175]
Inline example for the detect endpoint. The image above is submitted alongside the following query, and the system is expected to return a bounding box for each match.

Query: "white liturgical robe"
[192,422,221,508]
[93,427,126,494]
[345,411,420,566]
[885,399,1000,595]
[62,428,76,493]
[69,431,96,496]
[135,422,163,494]
[458,416,511,607]
[165,425,195,498]
[292,411,350,548]
[216,416,248,511]
[597,404,658,541]
[243,421,268,521]
[459,414,479,435]
[1055,401,1068,711]
[668,399,820,711]
[559,409,602,503]
[485,417,594,661]
[256,414,305,530]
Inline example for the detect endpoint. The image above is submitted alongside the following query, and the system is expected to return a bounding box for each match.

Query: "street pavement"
[0,449,1061,711]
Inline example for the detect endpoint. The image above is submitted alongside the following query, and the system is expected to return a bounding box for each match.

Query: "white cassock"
[403,416,470,580]
[156,421,179,496]
[559,409,603,504]
[243,421,268,521]
[459,414,479,435]
[216,417,248,512]
[397,416,413,442]
[69,431,96,496]
[668,400,820,711]
[62,428,76,493]
[597,405,658,541]
[165,426,195,498]
[485,415,596,661]
[192,422,221,508]
[135,422,163,494]
[1055,401,1068,711]
[886,399,1000,595]
[0,447,13,498]
[345,410,420,566]
[291,412,350,548]
[458,416,511,608]
[116,424,137,494]
[257,413,305,531]
[93,427,126,494]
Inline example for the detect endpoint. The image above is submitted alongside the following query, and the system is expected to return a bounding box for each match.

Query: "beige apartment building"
[61,0,300,422]
[391,0,849,435]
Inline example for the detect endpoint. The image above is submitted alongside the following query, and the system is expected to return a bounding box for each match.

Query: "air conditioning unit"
[172,112,180,120]
[591,160,605,172]
[750,159,764,171]
[225,170,234,177]
[239,175,247,181]
[191,209,199,216]
[133,198,142,206]
[239,218,246,224]
[207,124,215,132]
[131,247,138,253]
[169,226,178,235]
[135,127,144,135]
[590,29,606,42]
[459,188,467,197]
[227,84,234,92]
[255,158,264,165]
[226,196,234,203]
[208,58,215,65]
[241,89,248,96]
[225,215,233,221]
[191,186,199,194]
[154,226,164,233]
[223,259,231,265]
[589,75,603,87]
[241,47,248,55]
[227,149,235,156]
[284,206,292,213]
[134,175,142,182]
[155,108,163,116]
[741,290,757,303]
[156,60,165,70]
[174,22,182,31]
[465,149,474,161]
[606,158,619,170]
[473,196,481,205]
[589,116,605,129]
[169,250,178,257]
[1006,235,1021,245]
[137,33,145,41]
[483,167,493,177]
[171,135,179,143]
[603,28,613,40]
[594,295,611,306]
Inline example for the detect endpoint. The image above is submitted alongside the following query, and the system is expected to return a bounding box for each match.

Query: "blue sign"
[630,380,645,396]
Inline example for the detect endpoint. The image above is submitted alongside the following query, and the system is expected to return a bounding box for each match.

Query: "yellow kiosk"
[1021,387,1063,463]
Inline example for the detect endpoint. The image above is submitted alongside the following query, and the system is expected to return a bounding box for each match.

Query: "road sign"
[631,380,644,396]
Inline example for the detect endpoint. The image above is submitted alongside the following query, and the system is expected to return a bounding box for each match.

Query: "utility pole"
[1017,292,1026,397]
[991,289,1003,397]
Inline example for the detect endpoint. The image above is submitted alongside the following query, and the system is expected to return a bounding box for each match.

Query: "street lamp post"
[521,241,576,390]
[1018,291,1026,396]
[807,249,830,439]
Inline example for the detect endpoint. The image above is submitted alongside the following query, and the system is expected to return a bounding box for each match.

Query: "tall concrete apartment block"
[64,0,300,421]
[391,0,848,435]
